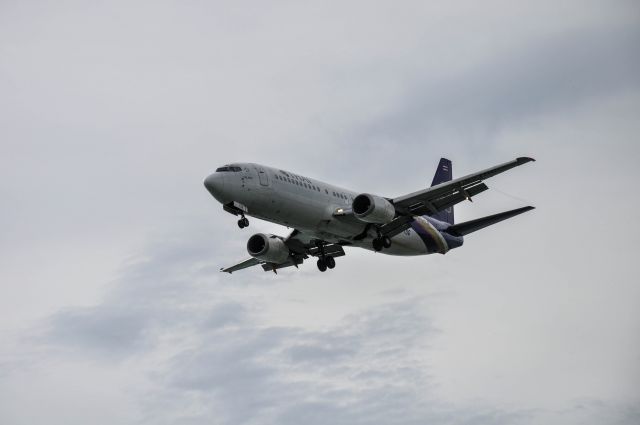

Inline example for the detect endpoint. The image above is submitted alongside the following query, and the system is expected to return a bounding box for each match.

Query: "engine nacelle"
[352,193,396,224]
[247,233,290,263]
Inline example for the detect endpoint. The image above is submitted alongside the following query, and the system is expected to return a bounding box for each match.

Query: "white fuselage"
[204,163,457,256]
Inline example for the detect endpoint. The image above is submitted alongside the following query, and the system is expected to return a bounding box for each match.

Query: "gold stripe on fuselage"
[414,216,449,254]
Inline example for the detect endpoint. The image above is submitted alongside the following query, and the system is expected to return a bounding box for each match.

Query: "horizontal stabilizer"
[446,206,534,237]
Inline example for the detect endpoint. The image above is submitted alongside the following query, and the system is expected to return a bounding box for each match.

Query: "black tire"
[372,238,383,251]
[382,236,392,248]
[242,217,249,227]
[317,258,327,272]
[326,256,336,269]
[237,219,245,229]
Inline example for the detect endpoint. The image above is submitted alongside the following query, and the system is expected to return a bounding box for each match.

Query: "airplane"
[203,157,535,273]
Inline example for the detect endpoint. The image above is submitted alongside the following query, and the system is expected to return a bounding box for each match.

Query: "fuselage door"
[256,166,270,186]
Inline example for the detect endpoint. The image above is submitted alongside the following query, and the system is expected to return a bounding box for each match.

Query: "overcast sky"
[1,1,639,424]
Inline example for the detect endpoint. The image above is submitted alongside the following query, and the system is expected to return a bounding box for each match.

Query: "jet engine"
[247,233,290,263]
[352,193,396,224]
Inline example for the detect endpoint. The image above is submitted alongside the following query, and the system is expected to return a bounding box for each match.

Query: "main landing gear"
[315,240,336,272]
[317,256,335,272]
[237,216,249,229]
[372,235,392,252]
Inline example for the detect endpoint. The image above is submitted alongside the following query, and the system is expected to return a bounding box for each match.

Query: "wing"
[220,257,262,273]
[380,157,535,237]
[220,229,345,274]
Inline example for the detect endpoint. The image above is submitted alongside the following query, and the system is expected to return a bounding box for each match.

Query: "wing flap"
[408,182,489,216]
[379,216,414,238]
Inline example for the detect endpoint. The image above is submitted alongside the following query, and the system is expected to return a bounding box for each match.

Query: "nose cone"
[203,173,226,201]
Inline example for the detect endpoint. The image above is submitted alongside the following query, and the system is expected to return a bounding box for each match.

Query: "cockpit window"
[216,166,242,172]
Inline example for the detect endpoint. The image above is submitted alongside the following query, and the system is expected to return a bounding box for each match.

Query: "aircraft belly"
[318,215,366,239]
[345,230,427,256]
[252,190,324,230]
[391,230,431,255]
[377,230,429,256]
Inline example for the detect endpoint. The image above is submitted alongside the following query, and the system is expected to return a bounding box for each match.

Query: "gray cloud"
[332,23,640,190]
[0,219,501,423]
[3,218,637,424]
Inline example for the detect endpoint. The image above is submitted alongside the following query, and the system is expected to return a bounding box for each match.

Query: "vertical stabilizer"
[430,158,454,224]
[431,158,452,186]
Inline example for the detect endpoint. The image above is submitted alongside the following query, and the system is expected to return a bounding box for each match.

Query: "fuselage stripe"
[411,217,449,254]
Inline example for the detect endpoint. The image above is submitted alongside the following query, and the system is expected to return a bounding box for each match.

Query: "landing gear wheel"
[317,258,327,272]
[382,236,392,248]
[326,256,336,269]
[372,238,383,252]
[237,217,249,228]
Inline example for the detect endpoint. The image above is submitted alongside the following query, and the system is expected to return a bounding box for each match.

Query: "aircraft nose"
[203,173,226,198]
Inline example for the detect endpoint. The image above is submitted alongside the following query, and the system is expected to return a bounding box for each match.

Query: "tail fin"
[446,206,534,237]
[430,158,454,224]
